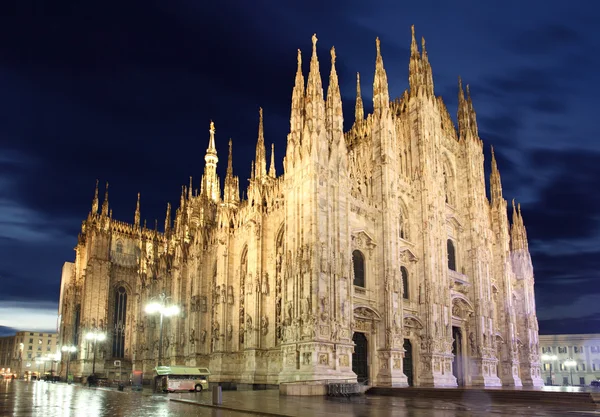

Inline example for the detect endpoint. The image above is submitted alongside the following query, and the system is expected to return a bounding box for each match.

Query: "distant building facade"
[57,27,543,388]
[539,334,600,386]
[0,332,59,377]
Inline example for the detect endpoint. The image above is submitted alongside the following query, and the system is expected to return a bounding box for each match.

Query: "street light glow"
[564,359,576,367]
[61,346,77,353]
[163,305,181,317]
[145,302,162,314]
[86,332,106,341]
[541,354,557,361]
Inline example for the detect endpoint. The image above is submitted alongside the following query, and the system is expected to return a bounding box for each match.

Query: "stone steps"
[368,387,600,407]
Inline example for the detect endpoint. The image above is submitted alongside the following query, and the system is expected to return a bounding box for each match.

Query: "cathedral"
[57,26,543,389]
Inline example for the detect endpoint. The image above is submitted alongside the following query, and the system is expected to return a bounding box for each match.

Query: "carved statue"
[247,273,253,294]
[246,314,253,331]
[200,330,207,344]
[227,323,233,341]
[261,316,269,336]
[261,273,269,295]
[227,286,234,305]
[212,321,220,340]
[189,328,196,345]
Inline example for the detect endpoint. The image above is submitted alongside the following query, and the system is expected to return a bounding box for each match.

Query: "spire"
[355,72,364,123]
[207,121,217,156]
[269,143,276,178]
[250,160,255,181]
[457,77,469,140]
[466,85,479,137]
[290,49,305,135]
[305,34,324,132]
[91,179,99,214]
[164,203,171,235]
[188,177,193,200]
[490,147,503,205]
[226,138,234,179]
[408,25,423,95]
[420,37,434,96]
[101,181,109,217]
[255,107,267,180]
[373,37,390,116]
[134,192,141,228]
[326,46,343,134]
[201,121,220,202]
[224,139,240,205]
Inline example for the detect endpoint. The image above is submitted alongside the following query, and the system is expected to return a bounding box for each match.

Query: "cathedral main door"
[403,339,414,386]
[352,333,369,383]
[452,326,464,386]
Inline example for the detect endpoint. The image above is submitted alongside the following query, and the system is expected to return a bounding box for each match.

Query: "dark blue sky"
[1,0,599,335]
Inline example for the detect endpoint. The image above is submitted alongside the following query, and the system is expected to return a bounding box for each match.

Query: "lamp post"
[541,354,557,385]
[61,345,77,383]
[564,358,576,386]
[86,331,106,376]
[145,292,180,365]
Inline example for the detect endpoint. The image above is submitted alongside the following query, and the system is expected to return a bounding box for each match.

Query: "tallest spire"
[101,182,109,216]
[201,121,220,202]
[373,37,390,116]
[207,121,217,155]
[326,46,343,135]
[255,108,267,181]
[290,49,305,138]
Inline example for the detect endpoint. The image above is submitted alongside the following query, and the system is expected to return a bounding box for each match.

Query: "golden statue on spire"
[210,120,215,133]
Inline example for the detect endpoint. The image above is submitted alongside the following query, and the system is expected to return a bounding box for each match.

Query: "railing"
[110,251,138,267]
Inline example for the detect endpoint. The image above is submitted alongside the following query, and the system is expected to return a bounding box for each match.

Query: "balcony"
[110,251,138,267]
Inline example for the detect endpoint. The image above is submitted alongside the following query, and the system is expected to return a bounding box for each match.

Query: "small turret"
[134,192,141,228]
[466,85,479,138]
[373,37,390,116]
[490,147,503,205]
[224,139,240,205]
[91,179,99,214]
[269,143,276,178]
[254,108,267,181]
[164,202,171,235]
[457,77,470,140]
[101,182,109,217]
[355,72,364,123]
[290,49,305,135]
[510,200,529,251]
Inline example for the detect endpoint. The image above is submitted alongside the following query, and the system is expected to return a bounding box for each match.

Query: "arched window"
[399,209,407,240]
[112,286,127,358]
[353,250,365,287]
[401,266,409,300]
[447,239,457,271]
[116,240,123,254]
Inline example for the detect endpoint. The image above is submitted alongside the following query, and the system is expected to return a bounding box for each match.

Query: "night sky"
[1,1,599,336]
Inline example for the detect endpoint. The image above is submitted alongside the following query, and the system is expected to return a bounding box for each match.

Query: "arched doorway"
[352,333,369,383]
[403,339,414,386]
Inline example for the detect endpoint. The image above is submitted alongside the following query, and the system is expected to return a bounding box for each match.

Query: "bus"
[154,366,210,393]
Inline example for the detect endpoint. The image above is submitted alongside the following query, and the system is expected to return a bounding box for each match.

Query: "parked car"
[590,380,600,387]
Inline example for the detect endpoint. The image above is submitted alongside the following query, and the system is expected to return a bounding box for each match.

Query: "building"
[57,27,543,389]
[539,334,600,386]
[0,332,59,378]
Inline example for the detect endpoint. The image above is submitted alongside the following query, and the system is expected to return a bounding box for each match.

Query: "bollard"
[212,385,222,405]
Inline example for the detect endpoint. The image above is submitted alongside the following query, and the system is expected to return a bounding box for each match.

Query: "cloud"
[508,24,581,56]
[0,301,58,333]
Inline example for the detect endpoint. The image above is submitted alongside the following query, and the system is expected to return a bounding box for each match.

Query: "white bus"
[154,366,210,393]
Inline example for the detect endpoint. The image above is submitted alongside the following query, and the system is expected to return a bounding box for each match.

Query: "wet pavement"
[0,379,254,416]
[2,379,599,417]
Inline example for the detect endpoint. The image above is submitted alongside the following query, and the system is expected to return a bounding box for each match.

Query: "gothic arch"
[353,305,382,321]
[403,314,424,330]
[441,153,457,206]
[451,294,474,318]
[398,196,410,241]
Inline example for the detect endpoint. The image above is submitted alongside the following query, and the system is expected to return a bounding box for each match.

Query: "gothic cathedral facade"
[57,27,543,388]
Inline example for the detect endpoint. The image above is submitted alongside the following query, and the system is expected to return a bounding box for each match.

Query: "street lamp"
[61,345,77,383]
[564,358,576,386]
[86,331,106,376]
[541,354,557,385]
[145,292,180,365]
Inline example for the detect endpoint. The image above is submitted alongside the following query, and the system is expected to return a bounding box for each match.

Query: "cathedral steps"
[368,386,600,407]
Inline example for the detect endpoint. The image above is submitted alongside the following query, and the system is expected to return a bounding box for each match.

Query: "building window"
[28,346,32,351]
[27,353,31,359]
[401,266,409,300]
[558,347,567,354]
[560,364,565,371]
[593,363,597,371]
[447,239,456,271]
[352,250,365,288]
[543,363,550,371]
[29,339,33,344]
[580,377,585,385]
[112,286,127,358]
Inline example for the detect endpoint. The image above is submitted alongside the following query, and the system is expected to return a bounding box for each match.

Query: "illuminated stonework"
[57,27,543,388]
